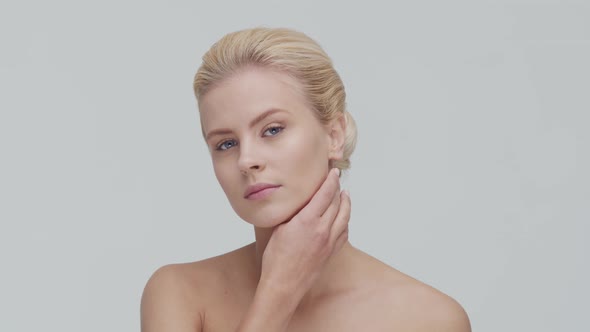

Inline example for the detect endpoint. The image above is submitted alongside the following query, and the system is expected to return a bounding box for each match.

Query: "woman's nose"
[237,140,265,175]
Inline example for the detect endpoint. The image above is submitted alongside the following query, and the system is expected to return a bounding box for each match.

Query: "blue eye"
[216,139,237,151]
[263,126,284,137]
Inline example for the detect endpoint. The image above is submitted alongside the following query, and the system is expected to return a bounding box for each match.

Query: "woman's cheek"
[213,161,235,197]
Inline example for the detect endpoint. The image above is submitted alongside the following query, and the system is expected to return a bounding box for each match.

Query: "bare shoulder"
[141,264,197,331]
[351,249,470,331]
[140,245,252,332]
[390,280,471,331]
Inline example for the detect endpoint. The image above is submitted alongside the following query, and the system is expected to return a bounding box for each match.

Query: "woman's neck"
[252,225,356,308]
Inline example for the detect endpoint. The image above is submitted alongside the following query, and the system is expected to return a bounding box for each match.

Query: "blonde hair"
[193,27,357,170]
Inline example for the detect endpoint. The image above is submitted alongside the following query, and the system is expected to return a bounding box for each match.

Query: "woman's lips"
[244,184,281,200]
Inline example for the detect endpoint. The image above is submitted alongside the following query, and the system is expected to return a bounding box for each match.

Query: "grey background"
[1,0,588,331]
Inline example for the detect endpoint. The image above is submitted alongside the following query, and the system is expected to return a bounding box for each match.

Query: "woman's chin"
[238,206,300,228]
[232,190,312,228]
[242,214,290,228]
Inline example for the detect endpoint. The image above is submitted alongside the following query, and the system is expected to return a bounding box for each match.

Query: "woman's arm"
[140,168,350,332]
[235,168,351,331]
[234,280,302,331]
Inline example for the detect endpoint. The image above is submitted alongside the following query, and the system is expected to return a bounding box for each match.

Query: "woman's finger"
[320,181,341,221]
[329,190,351,248]
[297,168,341,221]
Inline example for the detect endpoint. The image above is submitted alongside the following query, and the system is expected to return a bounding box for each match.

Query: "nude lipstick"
[244,183,281,200]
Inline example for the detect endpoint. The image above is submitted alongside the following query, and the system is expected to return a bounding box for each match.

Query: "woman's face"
[199,67,342,228]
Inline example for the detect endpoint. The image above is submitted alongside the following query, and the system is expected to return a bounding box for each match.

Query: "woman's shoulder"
[140,262,209,331]
[140,244,255,331]
[143,243,255,295]
[354,249,471,331]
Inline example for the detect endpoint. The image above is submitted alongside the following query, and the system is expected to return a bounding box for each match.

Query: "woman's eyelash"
[215,139,237,151]
[263,125,284,136]
[215,125,285,151]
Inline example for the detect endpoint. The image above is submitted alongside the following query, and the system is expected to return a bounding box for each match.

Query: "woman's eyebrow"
[205,108,288,141]
[248,108,288,129]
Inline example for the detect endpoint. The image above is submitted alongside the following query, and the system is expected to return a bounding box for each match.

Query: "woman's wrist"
[235,278,302,331]
[257,273,304,309]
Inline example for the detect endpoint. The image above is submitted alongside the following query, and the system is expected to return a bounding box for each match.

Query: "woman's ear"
[327,114,346,161]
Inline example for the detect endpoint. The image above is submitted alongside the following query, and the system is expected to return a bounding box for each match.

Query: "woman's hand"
[259,167,351,298]
[234,168,350,331]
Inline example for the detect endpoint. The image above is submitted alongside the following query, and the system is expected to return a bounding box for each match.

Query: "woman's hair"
[193,27,357,171]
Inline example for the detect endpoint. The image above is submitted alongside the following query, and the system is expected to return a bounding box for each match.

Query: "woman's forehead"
[199,68,310,124]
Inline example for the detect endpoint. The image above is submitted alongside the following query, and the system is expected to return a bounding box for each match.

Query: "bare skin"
[141,171,470,331]
[141,241,471,331]
[141,68,471,331]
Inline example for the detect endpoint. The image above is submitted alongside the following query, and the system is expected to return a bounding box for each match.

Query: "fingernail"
[335,168,341,177]
[343,190,349,197]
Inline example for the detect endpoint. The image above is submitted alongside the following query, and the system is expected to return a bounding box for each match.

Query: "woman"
[141,27,471,332]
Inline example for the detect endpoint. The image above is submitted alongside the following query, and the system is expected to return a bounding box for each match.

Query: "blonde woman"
[141,27,471,332]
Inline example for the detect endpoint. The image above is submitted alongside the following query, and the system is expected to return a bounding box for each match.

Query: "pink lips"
[244,183,281,200]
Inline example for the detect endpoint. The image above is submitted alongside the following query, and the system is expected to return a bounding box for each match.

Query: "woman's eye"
[263,126,284,137]
[216,139,237,151]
